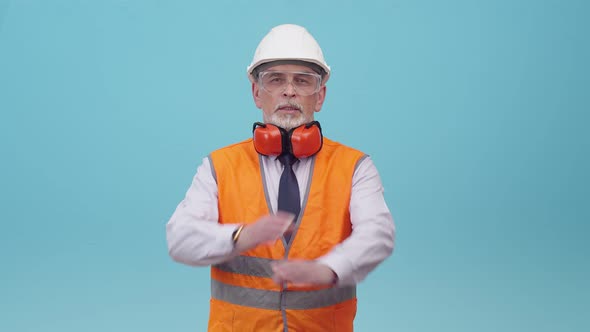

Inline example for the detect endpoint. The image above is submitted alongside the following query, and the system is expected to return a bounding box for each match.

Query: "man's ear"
[252,82,262,109]
[314,85,327,113]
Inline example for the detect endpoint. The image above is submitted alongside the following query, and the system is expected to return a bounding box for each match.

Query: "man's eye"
[295,78,311,85]
[268,77,285,84]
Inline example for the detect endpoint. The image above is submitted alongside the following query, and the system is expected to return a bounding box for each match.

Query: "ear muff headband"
[252,121,323,158]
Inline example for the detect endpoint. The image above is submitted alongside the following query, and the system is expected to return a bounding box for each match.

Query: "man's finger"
[274,211,296,223]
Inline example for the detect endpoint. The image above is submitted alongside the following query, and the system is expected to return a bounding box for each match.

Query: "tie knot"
[278,153,297,166]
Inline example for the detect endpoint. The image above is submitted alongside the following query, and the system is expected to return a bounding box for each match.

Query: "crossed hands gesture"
[234,211,337,286]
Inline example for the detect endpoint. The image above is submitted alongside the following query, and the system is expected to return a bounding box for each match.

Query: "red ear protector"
[252,121,323,158]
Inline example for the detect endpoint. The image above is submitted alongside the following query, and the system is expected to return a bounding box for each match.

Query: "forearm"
[166,214,238,266]
[316,212,394,285]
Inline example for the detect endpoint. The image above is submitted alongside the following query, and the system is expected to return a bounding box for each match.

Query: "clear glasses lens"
[259,71,321,96]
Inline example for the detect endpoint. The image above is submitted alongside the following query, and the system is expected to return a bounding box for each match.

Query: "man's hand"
[235,211,294,252]
[271,260,337,286]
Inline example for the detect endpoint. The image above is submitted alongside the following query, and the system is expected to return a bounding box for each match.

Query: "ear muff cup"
[253,123,284,156]
[290,123,323,158]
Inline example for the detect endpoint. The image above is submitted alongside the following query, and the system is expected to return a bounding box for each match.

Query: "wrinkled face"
[252,64,326,130]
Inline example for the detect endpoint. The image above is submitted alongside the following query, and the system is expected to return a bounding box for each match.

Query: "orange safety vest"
[208,137,366,332]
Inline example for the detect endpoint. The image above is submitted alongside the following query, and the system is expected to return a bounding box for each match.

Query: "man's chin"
[268,115,308,130]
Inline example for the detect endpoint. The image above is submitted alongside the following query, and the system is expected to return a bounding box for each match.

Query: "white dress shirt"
[166,153,395,286]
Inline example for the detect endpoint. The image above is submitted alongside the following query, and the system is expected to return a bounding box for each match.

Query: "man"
[167,24,395,332]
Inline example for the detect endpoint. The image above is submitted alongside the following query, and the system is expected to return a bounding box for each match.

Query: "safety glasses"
[258,71,322,96]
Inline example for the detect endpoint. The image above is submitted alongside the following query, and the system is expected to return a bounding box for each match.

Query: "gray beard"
[266,113,310,130]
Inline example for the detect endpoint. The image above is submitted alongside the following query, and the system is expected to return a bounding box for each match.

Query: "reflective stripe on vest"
[214,255,356,310]
[212,278,356,310]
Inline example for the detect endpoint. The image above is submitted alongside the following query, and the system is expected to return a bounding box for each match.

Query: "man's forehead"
[264,64,317,73]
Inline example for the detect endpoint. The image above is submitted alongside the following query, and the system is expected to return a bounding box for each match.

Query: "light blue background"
[1,0,588,331]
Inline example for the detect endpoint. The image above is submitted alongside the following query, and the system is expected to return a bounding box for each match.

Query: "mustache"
[274,101,303,112]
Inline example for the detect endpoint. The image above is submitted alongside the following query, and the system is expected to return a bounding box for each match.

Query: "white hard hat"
[247,24,331,83]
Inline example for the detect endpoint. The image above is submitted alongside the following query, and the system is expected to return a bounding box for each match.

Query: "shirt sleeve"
[316,156,396,286]
[166,157,239,266]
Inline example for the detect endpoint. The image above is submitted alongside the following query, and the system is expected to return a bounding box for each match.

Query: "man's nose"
[282,81,297,97]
